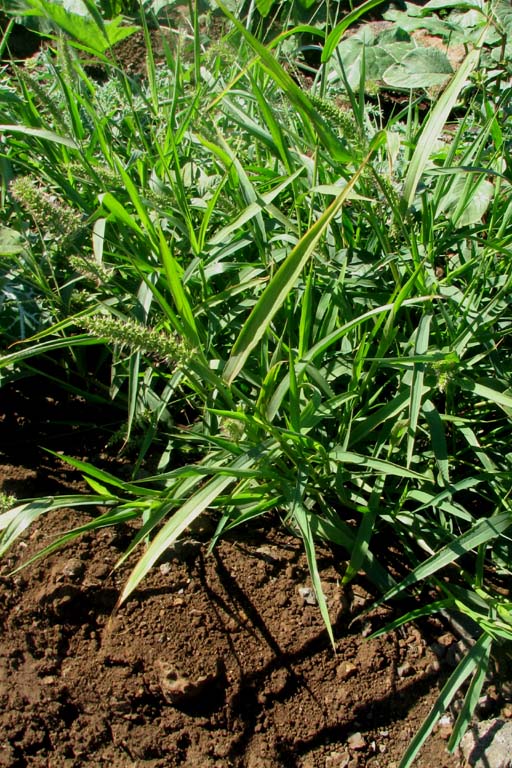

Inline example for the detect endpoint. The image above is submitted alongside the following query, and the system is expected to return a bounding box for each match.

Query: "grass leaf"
[223,136,385,384]
[398,634,493,768]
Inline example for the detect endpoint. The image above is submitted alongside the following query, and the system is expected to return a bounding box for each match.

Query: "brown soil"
[0,383,478,768]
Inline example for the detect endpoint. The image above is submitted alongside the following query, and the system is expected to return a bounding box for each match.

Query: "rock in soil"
[460,719,512,768]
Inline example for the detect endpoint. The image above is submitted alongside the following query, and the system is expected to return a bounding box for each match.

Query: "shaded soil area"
[0,382,487,768]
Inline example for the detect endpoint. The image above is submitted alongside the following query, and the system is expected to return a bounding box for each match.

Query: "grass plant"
[1,0,511,764]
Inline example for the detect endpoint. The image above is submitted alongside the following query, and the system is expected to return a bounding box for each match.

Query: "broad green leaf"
[384,7,466,37]
[383,47,453,89]
[436,174,494,227]
[256,0,274,15]
[330,36,413,90]
[424,0,482,8]
[0,227,25,256]
[19,0,138,53]
[63,0,89,13]
[491,1,512,36]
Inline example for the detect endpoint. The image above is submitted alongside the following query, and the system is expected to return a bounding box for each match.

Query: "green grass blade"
[328,450,428,481]
[381,511,512,603]
[215,0,356,162]
[0,496,116,557]
[290,477,335,648]
[370,599,454,639]
[423,399,450,485]
[312,515,396,592]
[0,335,100,371]
[0,124,78,148]
[402,34,485,210]
[407,313,432,468]
[223,136,385,384]
[459,378,512,415]
[99,192,145,236]
[342,475,385,585]
[288,349,301,434]
[44,451,155,497]
[447,636,492,753]
[398,634,493,768]
[321,0,387,62]
[157,228,201,348]
[117,451,260,605]
[6,505,139,574]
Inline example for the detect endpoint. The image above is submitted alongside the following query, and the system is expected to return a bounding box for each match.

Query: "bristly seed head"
[81,315,189,367]
[10,176,83,241]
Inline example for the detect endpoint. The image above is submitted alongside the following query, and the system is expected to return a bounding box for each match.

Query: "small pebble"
[347,731,366,751]
[61,558,85,580]
[299,586,317,605]
[337,661,358,680]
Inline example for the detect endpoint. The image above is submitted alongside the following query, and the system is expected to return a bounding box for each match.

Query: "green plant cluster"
[1,0,511,765]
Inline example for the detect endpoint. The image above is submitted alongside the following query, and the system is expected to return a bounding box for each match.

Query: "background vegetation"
[1,0,511,764]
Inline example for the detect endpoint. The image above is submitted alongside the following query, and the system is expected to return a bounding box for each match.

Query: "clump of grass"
[0,1,511,765]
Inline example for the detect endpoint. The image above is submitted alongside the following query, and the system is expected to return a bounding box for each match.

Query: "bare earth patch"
[0,386,469,768]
